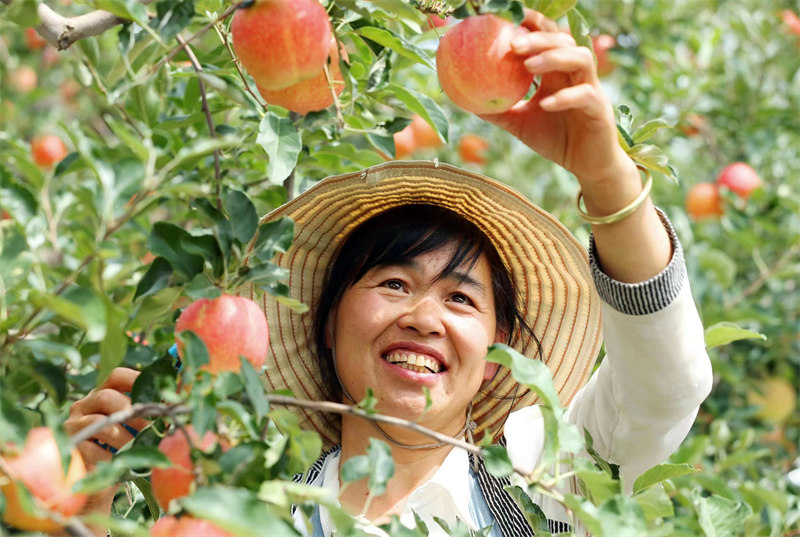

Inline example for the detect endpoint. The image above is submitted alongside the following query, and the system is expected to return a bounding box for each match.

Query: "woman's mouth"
[381,352,444,374]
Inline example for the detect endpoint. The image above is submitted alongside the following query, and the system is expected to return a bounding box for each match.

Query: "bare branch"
[35,3,126,50]
[68,403,191,447]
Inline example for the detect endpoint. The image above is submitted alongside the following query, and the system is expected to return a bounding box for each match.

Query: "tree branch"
[34,3,125,51]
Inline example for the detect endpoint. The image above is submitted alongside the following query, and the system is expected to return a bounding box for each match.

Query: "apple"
[680,113,707,138]
[685,183,723,220]
[0,427,88,533]
[25,28,47,50]
[257,39,346,115]
[426,14,449,30]
[392,124,416,160]
[7,65,38,94]
[152,515,234,537]
[151,426,218,511]
[175,294,269,374]
[437,15,533,115]
[716,162,762,199]
[747,377,796,424]
[410,114,442,149]
[458,133,490,165]
[31,135,68,169]
[592,34,617,76]
[231,0,331,91]
[782,10,800,38]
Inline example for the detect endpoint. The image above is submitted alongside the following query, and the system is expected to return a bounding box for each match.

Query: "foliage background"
[0,0,798,535]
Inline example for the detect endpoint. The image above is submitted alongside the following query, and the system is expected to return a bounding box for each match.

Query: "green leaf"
[263,283,309,314]
[485,344,561,413]
[134,257,173,301]
[584,428,620,479]
[253,217,295,262]
[366,438,394,496]
[697,248,738,288]
[176,329,210,376]
[341,454,370,483]
[150,0,194,42]
[98,300,127,386]
[115,446,172,469]
[482,445,513,478]
[225,189,259,244]
[634,484,675,521]
[4,0,40,26]
[131,356,177,403]
[528,0,577,20]
[627,143,678,182]
[147,222,205,279]
[241,356,268,420]
[83,0,148,25]
[217,400,258,437]
[29,287,106,342]
[632,119,673,144]
[566,8,591,48]
[356,27,434,70]
[633,463,700,494]
[32,360,68,404]
[256,114,302,182]
[72,460,128,494]
[184,273,222,301]
[503,485,551,535]
[704,322,766,350]
[132,477,160,523]
[386,85,449,144]
[357,387,378,414]
[692,490,754,537]
[0,394,31,446]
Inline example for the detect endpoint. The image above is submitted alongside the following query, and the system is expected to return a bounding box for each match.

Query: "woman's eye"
[450,292,473,306]
[382,279,404,291]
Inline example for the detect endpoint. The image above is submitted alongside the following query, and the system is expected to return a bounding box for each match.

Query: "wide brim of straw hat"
[251,160,602,449]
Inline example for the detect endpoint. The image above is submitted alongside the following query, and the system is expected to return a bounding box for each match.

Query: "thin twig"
[724,242,800,310]
[69,403,191,447]
[176,35,223,209]
[216,17,266,111]
[150,1,243,74]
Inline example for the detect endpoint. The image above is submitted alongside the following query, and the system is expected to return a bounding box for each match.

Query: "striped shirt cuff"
[589,208,686,315]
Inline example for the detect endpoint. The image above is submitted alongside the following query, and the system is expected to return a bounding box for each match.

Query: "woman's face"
[330,245,501,433]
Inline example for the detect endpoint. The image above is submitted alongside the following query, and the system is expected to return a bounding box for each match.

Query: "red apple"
[257,39,346,115]
[458,133,490,165]
[25,28,48,50]
[592,34,617,76]
[716,162,762,199]
[392,125,416,159]
[437,15,533,115]
[7,65,38,94]
[31,135,68,169]
[410,114,442,149]
[175,294,269,374]
[152,516,234,537]
[782,10,800,38]
[231,0,331,91]
[0,427,88,533]
[686,182,723,220]
[151,426,218,511]
[426,14,449,30]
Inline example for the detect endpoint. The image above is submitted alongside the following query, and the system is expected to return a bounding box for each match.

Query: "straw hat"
[251,160,602,449]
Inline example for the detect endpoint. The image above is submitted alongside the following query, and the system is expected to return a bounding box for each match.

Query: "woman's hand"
[482,10,672,282]
[64,368,149,518]
[481,9,633,185]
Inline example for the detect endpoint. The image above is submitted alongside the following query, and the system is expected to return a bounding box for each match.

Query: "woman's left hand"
[481,10,634,186]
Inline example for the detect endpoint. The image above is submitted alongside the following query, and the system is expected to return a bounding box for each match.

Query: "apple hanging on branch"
[231,0,332,91]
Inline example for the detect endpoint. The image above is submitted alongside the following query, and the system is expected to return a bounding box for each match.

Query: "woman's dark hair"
[312,204,538,402]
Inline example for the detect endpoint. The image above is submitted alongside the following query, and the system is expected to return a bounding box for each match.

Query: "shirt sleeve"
[565,208,713,491]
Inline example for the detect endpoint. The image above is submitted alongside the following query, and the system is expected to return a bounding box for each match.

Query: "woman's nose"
[397,296,445,336]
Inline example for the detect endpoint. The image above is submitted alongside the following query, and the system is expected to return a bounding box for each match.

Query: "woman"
[66,9,712,536]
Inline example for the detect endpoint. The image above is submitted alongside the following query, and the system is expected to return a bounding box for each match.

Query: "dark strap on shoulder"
[469,437,571,536]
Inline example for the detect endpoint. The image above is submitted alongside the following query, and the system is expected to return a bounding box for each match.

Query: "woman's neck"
[337,415,459,523]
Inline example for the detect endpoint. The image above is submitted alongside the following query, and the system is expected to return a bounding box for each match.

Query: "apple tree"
[0,0,798,535]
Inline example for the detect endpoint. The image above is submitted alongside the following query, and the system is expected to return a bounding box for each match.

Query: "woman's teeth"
[383,353,442,374]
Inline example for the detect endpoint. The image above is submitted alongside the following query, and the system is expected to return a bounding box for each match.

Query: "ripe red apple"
[151,426,218,511]
[175,294,269,374]
[0,427,88,533]
[25,28,47,50]
[231,0,331,91]
[458,133,490,165]
[686,182,723,220]
[7,65,38,94]
[437,15,533,115]
[716,162,762,199]
[152,515,234,537]
[410,114,442,149]
[31,135,68,169]
[782,10,800,38]
[392,125,416,159]
[257,39,346,115]
[426,14,449,30]
[592,34,617,76]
